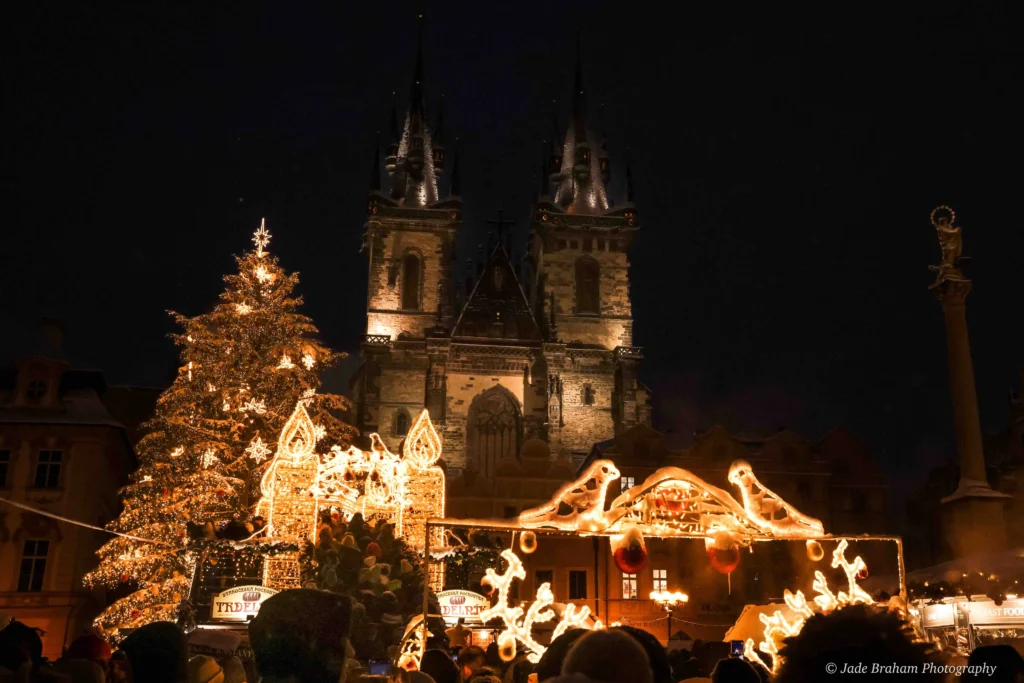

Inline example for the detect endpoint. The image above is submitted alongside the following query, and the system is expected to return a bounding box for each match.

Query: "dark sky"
[6,1,1023,497]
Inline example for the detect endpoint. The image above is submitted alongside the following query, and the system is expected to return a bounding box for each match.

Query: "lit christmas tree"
[84,220,356,637]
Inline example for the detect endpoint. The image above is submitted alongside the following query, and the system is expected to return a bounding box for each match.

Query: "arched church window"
[467,387,521,479]
[401,253,421,310]
[394,410,410,436]
[575,257,600,314]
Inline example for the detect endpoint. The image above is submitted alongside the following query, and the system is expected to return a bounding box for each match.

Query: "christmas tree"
[84,220,356,637]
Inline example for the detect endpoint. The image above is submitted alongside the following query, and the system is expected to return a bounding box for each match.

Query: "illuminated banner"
[437,590,490,623]
[920,603,954,629]
[960,599,1024,625]
[211,585,279,622]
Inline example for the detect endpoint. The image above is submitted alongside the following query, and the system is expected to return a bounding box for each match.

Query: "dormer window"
[26,380,48,403]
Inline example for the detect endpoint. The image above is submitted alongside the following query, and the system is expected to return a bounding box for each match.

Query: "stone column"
[929,209,1008,558]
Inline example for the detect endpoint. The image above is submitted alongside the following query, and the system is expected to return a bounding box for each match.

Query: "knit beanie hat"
[187,655,225,683]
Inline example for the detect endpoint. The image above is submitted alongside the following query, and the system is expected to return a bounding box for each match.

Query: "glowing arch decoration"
[518,458,824,542]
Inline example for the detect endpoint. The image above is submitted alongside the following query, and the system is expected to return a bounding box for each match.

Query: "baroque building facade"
[351,35,651,484]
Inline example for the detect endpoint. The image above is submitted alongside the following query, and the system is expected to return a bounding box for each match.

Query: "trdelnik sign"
[211,585,279,622]
[436,590,490,624]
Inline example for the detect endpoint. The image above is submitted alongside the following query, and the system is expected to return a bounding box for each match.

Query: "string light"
[743,540,874,675]
[255,264,274,283]
[253,218,271,257]
[236,303,252,315]
[480,548,596,664]
[246,436,272,464]
[170,447,184,458]
[241,398,267,415]
[187,361,193,381]
[520,458,824,542]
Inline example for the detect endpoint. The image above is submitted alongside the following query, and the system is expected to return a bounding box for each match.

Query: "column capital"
[932,277,972,306]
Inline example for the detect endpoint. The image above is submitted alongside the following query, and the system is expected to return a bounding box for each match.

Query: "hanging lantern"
[707,531,740,574]
[612,525,648,574]
[806,540,824,562]
[520,531,538,554]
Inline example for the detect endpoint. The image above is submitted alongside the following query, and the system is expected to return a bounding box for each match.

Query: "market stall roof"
[723,603,793,643]
[906,548,1024,584]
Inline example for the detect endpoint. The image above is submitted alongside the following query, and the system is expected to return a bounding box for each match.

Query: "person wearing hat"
[188,655,225,683]
[249,588,352,683]
[117,621,188,683]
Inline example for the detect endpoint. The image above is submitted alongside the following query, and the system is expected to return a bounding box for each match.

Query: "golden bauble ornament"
[519,531,538,554]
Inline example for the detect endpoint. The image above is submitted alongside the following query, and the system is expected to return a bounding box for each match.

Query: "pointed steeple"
[625,149,635,204]
[385,92,400,179]
[550,32,609,215]
[370,131,381,193]
[433,93,446,177]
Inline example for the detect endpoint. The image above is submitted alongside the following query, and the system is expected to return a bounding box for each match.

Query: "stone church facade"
[350,33,651,479]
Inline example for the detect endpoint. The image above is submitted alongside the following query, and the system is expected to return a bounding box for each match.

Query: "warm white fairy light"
[207,383,216,392]
[222,401,231,412]
[246,436,272,464]
[743,540,874,675]
[313,424,326,441]
[241,398,267,415]
[480,548,595,664]
[142,475,152,482]
[170,447,184,458]
[302,353,316,369]
[236,303,252,315]
[253,218,271,257]
[187,361,193,381]
[255,264,274,283]
[202,449,220,469]
[277,354,295,370]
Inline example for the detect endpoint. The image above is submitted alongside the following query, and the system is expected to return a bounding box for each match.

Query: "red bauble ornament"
[130,610,140,620]
[856,566,869,580]
[612,526,649,573]
[707,545,740,574]
[119,573,130,583]
[216,489,227,499]
[162,488,169,498]
[707,530,741,574]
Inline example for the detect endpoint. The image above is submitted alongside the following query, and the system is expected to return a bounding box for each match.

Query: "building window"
[401,253,421,310]
[394,411,410,436]
[18,540,49,592]
[569,240,578,249]
[653,568,668,592]
[558,240,567,249]
[621,476,635,491]
[597,239,605,251]
[569,570,587,600]
[503,506,517,519]
[575,258,600,315]
[535,570,554,591]
[34,450,62,488]
[622,573,638,600]
[852,491,867,514]
[583,385,595,405]
[797,481,812,501]
[26,380,47,402]
[467,387,521,478]
[583,238,593,252]
[0,449,10,487]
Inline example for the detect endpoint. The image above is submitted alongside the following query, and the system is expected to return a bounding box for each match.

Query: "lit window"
[18,540,49,592]
[621,476,635,491]
[653,568,667,592]
[569,570,587,600]
[535,570,554,593]
[34,450,62,489]
[0,449,10,487]
[26,380,47,402]
[622,573,638,600]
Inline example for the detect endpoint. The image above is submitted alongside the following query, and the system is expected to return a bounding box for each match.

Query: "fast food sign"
[437,590,490,624]
[211,585,279,622]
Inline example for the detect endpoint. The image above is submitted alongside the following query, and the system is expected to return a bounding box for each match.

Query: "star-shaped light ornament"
[277,354,295,370]
[246,437,272,464]
[236,303,252,315]
[313,424,327,441]
[202,449,220,469]
[253,218,271,257]
[255,265,274,284]
[170,447,184,458]
[241,398,267,415]
[302,353,316,370]
[300,388,316,405]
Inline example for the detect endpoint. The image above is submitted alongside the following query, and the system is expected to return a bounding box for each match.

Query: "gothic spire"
[625,149,635,204]
[449,140,461,197]
[571,30,587,146]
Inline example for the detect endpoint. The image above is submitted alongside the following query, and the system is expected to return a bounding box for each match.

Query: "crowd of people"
[2,588,1023,682]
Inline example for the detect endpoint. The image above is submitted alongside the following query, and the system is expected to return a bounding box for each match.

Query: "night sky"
[6,1,1023,501]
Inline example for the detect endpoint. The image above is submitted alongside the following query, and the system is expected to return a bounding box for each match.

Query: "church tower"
[357,16,461,435]
[529,36,648,453]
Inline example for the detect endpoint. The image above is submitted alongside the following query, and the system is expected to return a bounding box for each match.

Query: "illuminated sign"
[960,599,1024,625]
[437,590,490,624]
[920,603,954,629]
[211,585,279,622]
